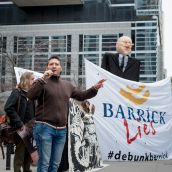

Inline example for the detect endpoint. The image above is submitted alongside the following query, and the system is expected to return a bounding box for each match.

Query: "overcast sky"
[162,0,172,77]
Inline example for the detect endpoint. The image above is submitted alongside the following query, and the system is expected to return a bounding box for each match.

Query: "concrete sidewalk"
[0,145,36,172]
[1,147,172,172]
[98,160,172,172]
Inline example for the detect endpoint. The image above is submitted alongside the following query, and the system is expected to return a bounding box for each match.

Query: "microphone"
[44,69,53,77]
[42,71,51,80]
[45,73,49,77]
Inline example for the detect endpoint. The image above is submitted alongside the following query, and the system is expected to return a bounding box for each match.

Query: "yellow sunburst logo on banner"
[119,84,150,105]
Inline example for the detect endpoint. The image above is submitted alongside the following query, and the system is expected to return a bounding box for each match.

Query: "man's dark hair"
[47,56,61,66]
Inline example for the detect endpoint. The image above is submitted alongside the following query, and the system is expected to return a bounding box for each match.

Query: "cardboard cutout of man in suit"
[101,36,140,81]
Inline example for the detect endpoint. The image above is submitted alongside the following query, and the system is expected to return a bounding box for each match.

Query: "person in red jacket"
[27,56,105,172]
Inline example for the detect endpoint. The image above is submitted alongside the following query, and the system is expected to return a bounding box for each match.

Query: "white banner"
[85,59,172,161]
[68,99,102,171]
[14,67,43,84]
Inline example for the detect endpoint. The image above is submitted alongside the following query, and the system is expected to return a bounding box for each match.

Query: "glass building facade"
[0,0,164,91]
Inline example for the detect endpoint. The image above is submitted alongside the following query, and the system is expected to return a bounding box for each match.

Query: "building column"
[70,34,79,86]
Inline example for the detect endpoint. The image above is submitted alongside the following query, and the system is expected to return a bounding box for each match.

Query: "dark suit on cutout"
[101,53,140,82]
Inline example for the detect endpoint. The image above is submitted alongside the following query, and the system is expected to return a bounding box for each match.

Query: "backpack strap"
[16,88,21,113]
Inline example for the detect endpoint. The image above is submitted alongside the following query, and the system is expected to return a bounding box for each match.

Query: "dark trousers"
[58,132,69,172]
[14,139,32,172]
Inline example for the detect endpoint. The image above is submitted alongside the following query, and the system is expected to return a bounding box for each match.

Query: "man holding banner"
[26,56,105,172]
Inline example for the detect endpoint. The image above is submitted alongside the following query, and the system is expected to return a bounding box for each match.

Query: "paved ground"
[98,160,172,172]
[1,146,172,172]
[0,145,37,172]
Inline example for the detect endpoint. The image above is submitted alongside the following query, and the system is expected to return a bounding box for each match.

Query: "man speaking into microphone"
[26,56,105,172]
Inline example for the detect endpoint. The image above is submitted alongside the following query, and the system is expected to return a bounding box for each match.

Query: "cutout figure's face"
[116,36,133,55]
